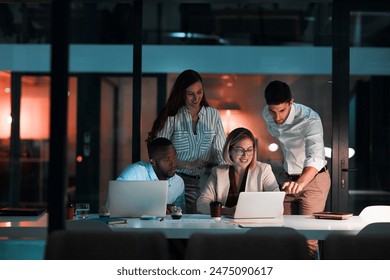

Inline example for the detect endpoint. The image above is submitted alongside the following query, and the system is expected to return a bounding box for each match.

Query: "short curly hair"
[147,137,174,159]
[264,80,292,105]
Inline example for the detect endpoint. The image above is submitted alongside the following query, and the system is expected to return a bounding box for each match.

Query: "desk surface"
[0,213,370,240]
[111,214,368,240]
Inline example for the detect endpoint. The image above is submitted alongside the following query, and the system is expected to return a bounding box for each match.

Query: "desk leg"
[168,239,188,260]
[318,240,324,260]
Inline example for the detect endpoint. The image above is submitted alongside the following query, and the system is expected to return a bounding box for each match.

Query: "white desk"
[0,213,369,240]
[111,214,369,240]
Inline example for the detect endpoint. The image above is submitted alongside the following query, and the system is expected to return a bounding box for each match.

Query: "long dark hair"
[147,69,210,142]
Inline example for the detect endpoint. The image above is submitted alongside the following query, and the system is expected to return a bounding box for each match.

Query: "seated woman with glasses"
[197,127,279,216]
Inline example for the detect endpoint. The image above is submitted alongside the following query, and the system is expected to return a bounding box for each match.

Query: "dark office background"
[0,1,389,223]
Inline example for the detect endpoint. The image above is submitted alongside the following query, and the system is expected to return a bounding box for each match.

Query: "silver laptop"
[229,192,285,219]
[107,180,168,218]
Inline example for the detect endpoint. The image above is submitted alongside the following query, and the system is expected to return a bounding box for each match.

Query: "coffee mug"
[209,201,222,219]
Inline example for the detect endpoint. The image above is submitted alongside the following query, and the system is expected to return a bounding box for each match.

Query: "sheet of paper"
[232,218,284,228]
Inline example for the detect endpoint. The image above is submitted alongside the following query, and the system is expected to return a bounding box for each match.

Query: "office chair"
[359,205,390,222]
[185,227,310,260]
[323,233,390,260]
[358,222,390,235]
[323,220,390,259]
[45,230,170,260]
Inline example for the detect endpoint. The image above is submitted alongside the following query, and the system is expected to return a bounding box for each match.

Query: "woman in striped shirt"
[147,69,226,213]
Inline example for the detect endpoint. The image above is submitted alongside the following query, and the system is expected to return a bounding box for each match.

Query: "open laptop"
[107,180,168,218]
[227,191,285,219]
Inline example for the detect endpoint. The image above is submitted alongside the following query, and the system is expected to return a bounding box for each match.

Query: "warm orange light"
[20,96,50,139]
[0,222,11,227]
[0,113,12,139]
[0,90,50,139]
[76,155,83,162]
[0,110,11,139]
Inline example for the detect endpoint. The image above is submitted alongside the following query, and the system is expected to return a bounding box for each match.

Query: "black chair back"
[323,233,390,260]
[45,230,170,260]
[358,222,390,235]
[185,227,310,260]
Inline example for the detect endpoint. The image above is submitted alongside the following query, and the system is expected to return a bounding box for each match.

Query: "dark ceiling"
[0,2,389,47]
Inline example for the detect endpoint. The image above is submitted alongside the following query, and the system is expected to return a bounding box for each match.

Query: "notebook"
[228,191,285,219]
[107,180,168,218]
[313,212,353,220]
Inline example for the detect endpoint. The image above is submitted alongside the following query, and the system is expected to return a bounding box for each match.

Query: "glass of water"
[75,203,90,219]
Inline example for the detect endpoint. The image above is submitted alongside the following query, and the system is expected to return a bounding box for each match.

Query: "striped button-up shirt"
[157,106,226,176]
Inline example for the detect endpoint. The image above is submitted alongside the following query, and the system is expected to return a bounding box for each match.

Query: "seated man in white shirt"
[117,137,186,213]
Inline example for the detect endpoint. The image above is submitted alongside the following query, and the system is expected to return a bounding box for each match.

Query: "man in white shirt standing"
[262,80,330,259]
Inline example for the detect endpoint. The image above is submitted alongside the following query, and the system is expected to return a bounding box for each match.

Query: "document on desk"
[89,217,127,225]
[232,218,284,228]
[165,218,217,224]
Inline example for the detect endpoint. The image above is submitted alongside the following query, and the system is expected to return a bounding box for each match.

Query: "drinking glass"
[75,203,90,219]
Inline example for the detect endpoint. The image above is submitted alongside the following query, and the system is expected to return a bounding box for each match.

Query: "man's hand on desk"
[282,181,304,194]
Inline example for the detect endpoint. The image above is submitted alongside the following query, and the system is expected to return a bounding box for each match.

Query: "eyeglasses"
[232,147,254,156]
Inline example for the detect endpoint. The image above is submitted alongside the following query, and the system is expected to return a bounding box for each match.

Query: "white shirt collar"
[283,103,296,125]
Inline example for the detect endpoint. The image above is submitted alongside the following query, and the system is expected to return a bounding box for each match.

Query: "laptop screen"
[107,180,168,218]
[232,191,285,219]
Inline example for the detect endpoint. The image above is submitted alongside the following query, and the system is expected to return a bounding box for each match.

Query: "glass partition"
[1,2,333,46]
[348,11,390,213]
[0,72,11,204]
[1,0,389,214]
[143,1,333,46]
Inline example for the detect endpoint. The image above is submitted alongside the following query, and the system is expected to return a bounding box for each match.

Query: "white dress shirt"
[262,103,327,174]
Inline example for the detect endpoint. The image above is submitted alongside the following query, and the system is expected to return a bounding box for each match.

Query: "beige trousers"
[280,170,331,259]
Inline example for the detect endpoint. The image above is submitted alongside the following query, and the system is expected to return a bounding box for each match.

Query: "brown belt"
[318,165,328,174]
[287,165,328,182]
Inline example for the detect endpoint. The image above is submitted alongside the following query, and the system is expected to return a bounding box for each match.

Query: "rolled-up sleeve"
[303,118,327,171]
[212,111,226,165]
